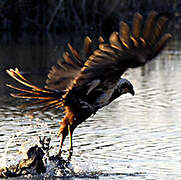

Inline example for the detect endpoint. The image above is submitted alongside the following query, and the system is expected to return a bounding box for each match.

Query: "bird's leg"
[57,132,67,158]
[57,114,69,158]
[57,107,75,160]
[68,124,73,161]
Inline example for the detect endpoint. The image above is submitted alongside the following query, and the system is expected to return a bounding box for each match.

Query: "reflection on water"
[0,33,181,179]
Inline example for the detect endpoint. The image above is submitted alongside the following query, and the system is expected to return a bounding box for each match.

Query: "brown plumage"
[6,11,171,159]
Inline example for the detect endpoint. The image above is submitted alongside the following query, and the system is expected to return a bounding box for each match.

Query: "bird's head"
[118,78,135,96]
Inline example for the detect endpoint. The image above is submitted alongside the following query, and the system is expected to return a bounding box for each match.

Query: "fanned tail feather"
[6,68,65,113]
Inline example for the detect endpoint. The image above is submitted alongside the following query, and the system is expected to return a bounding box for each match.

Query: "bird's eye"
[123,87,129,93]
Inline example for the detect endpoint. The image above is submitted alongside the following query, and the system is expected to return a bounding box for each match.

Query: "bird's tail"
[6,68,66,113]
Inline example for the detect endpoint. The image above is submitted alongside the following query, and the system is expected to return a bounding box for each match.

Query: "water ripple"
[1,40,181,179]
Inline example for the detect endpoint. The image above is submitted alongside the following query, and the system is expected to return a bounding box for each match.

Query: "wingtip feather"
[143,11,158,40]
[120,21,130,48]
[153,33,172,58]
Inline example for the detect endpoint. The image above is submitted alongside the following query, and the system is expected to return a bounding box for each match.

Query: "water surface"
[0,33,181,179]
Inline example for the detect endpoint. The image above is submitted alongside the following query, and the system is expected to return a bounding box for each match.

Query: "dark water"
[0,33,181,179]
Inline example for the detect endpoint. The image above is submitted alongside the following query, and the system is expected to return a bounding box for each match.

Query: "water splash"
[0,130,28,168]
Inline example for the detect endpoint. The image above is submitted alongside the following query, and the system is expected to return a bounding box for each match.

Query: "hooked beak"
[130,89,135,96]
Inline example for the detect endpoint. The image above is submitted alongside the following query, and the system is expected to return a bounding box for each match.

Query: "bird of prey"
[6,11,171,160]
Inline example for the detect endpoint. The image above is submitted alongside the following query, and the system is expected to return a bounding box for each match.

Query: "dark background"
[0,0,180,82]
[0,0,180,34]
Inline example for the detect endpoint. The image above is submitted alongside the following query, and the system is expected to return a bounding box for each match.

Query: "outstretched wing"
[45,36,93,91]
[6,68,65,113]
[65,11,171,99]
